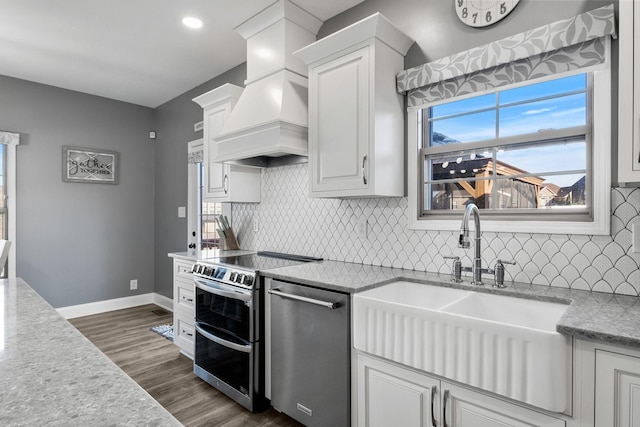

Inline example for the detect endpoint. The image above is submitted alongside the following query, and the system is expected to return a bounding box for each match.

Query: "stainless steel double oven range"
[191,251,319,412]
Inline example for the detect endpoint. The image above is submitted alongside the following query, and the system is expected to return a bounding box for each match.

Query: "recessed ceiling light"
[182,17,203,29]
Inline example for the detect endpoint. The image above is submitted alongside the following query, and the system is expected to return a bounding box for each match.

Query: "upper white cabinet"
[295,13,413,198]
[618,0,640,184]
[193,84,261,203]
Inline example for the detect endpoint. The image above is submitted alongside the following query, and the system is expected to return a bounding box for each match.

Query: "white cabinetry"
[357,353,565,427]
[295,13,413,198]
[595,350,640,427]
[193,84,261,202]
[618,0,640,184]
[172,258,195,359]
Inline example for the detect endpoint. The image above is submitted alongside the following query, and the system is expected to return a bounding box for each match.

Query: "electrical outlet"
[356,217,368,239]
[130,279,138,290]
[253,217,259,233]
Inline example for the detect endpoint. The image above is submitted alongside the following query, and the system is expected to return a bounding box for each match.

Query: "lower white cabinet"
[357,353,565,427]
[594,349,640,427]
[172,258,195,359]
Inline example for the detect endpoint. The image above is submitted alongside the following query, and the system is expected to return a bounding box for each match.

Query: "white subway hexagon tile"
[592,254,614,273]
[625,187,640,207]
[531,251,550,270]
[592,280,614,293]
[602,268,626,290]
[627,269,640,288]
[615,228,633,252]
[550,275,570,288]
[580,240,602,262]
[568,234,590,250]
[615,255,640,278]
[611,215,627,238]
[559,240,580,260]
[613,282,638,296]
[559,264,580,285]
[569,253,591,272]
[603,241,625,265]
[611,187,627,207]
[571,278,591,291]
[233,164,640,294]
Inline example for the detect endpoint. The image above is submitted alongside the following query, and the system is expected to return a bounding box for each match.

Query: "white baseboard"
[153,293,173,312]
[57,293,174,319]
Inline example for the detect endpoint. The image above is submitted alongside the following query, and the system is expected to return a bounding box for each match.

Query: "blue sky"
[429,74,587,187]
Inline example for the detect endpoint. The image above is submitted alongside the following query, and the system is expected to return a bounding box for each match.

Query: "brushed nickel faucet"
[459,203,485,285]
[455,203,516,287]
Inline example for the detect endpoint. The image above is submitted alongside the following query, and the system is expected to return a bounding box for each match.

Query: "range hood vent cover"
[213,0,322,166]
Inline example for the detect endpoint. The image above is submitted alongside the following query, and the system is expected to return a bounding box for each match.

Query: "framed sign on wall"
[62,146,119,184]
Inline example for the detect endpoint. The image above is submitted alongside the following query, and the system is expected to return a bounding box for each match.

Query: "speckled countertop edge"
[260,259,640,349]
[0,278,182,427]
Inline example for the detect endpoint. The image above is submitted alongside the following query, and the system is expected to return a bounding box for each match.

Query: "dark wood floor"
[69,304,302,427]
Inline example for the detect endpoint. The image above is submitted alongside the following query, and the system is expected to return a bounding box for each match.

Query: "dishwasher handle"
[268,288,339,310]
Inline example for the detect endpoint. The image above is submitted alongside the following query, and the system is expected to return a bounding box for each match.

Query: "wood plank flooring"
[69,304,302,427]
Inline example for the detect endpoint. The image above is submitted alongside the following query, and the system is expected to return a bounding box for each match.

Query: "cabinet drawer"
[174,260,194,280]
[175,279,195,312]
[174,315,195,355]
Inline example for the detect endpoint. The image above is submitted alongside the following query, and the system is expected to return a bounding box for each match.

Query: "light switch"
[633,223,640,253]
[178,206,186,218]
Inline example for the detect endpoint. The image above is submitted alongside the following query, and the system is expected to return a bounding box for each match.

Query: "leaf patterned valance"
[0,131,19,146]
[397,4,616,103]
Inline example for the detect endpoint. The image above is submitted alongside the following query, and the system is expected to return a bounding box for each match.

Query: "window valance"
[0,131,19,146]
[397,4,616,108]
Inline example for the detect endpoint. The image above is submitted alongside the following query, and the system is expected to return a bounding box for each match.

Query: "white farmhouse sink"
[353,281,572,412]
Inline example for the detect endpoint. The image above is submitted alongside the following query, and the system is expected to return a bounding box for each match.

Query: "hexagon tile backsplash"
[232,164,640,296]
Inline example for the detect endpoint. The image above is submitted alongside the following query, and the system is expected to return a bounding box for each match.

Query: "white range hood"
[213,0,322,167]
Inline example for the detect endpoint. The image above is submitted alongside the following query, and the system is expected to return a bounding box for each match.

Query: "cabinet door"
[358,354,438,427]
[618,0,640,183]
[595,350,640,427]
[442,382,565,427]
[309,46,370,195]
[203,103,231,200]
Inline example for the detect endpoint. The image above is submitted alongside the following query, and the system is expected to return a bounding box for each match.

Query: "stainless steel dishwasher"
[269,279,350,427]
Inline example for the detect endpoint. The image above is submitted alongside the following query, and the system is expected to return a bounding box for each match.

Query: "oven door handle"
[268,288,338,309]
[195,322,252,354]
[195,279,252,303]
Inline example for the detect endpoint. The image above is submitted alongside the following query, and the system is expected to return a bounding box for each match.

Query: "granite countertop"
[0,278,181,427]
[168,249,256,262]
[260,260,640,349]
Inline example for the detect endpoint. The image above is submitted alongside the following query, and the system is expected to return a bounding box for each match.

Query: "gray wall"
[320,0,615,69]
[153,64,246,299]
[0,75,155,308]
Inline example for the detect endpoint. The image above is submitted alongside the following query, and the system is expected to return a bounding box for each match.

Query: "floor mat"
[150,324,174,341]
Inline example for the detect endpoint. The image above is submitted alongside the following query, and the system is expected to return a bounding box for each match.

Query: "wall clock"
[455,0,520,28]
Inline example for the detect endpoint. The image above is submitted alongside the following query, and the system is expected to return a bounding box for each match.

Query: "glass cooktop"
[212,251,322,272]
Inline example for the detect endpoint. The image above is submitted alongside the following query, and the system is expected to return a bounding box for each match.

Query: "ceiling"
[0,0,363,108]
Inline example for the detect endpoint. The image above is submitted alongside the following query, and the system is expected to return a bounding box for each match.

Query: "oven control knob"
[230,272,237,282]
[235,273,245,284]
[243,275,254,286]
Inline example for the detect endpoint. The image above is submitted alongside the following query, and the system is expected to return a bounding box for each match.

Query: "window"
[408,67,611,235]
[187,139,225,251]
[421,73,590,218]
[198,164,222,250]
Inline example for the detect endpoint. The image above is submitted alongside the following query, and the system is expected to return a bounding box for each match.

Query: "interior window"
[419,73,591,220]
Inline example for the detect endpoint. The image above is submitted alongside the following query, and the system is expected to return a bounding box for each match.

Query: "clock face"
[455,0,520,28]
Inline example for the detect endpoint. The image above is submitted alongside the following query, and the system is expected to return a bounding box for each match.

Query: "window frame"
[407,58,611,235]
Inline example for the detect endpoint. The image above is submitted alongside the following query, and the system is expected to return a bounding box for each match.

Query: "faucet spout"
[459,203,483,285]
